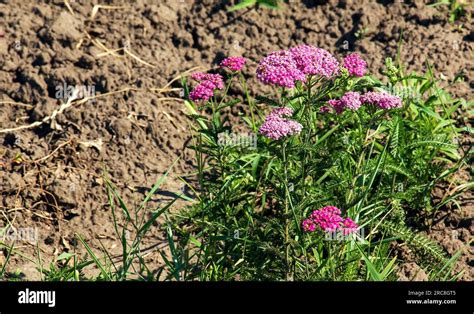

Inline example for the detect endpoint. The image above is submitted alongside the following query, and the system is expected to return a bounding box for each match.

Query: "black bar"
[0,281,472,313]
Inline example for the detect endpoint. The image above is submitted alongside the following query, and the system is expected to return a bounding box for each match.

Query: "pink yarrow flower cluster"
[361,91,403,109]
[302,206,359,235]
[343,53,367,77]
[220,56,246,72]
[326,91,402,114]
[259,107,303,140]
[341,217,359,235]
[256,45,341,88]
[327,91,362,114]
[289,45,340,78]
[189,72,224,102]
[308,206,342,232]
[256,50,306,88]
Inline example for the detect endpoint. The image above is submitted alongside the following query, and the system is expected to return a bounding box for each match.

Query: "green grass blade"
[76,234,111,281]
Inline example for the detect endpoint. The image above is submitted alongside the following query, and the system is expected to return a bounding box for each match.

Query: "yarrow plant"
[34,45,464,283]
[1,40,467,282]
[178,43,467,282]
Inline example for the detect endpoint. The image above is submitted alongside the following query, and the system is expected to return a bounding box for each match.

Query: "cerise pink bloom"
[189,72,224,102]
[341,218,359,235]
[256,50,306,88]
[220,56,246,72]
[310,206,343,232]
[289,45,340,78]
[302,219,316,232]
[259,107,303,140]
[361,91,402,109]
[343,53,367,77]
[302,206,359,235]
[327,91,362,114]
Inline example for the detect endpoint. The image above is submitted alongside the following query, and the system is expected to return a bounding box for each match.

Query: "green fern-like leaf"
[385,163,411,178]
[381,221,447,263]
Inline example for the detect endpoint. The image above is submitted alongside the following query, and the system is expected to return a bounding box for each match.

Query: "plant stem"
[217,74,235,108]
[282,141,291,280]
[240,73,257,131]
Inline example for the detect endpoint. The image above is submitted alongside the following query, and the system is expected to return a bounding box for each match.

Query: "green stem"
[301,78,313,197]
[282,142,291,280]
[240,73,256,131]
[217,74,235,109]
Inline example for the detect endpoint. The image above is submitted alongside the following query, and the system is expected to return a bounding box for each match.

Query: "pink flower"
[310,206,343,232]
[259,107,303,140]
[327,99,345,114]
[340,91,362,110]
[341,218,359,235]
[191,72,208,81]
[343,53,367,77]
[302,219,316,232]
[289,45,340,78]
[270,107,294,118]
[256,50,306,88]
[191,72,224,89]
[259,116,303,140]
[327,91,362,114]
[361,91,402,109]
[220,56,246,72]
[319,206,341,215]
[189,81,216,102]
[189,72,224,102]
[302,206,359,236]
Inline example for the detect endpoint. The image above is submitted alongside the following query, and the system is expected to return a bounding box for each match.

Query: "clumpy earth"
[0,0,472,280]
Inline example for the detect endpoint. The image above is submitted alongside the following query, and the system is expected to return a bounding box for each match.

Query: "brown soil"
[0,0,472,280]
